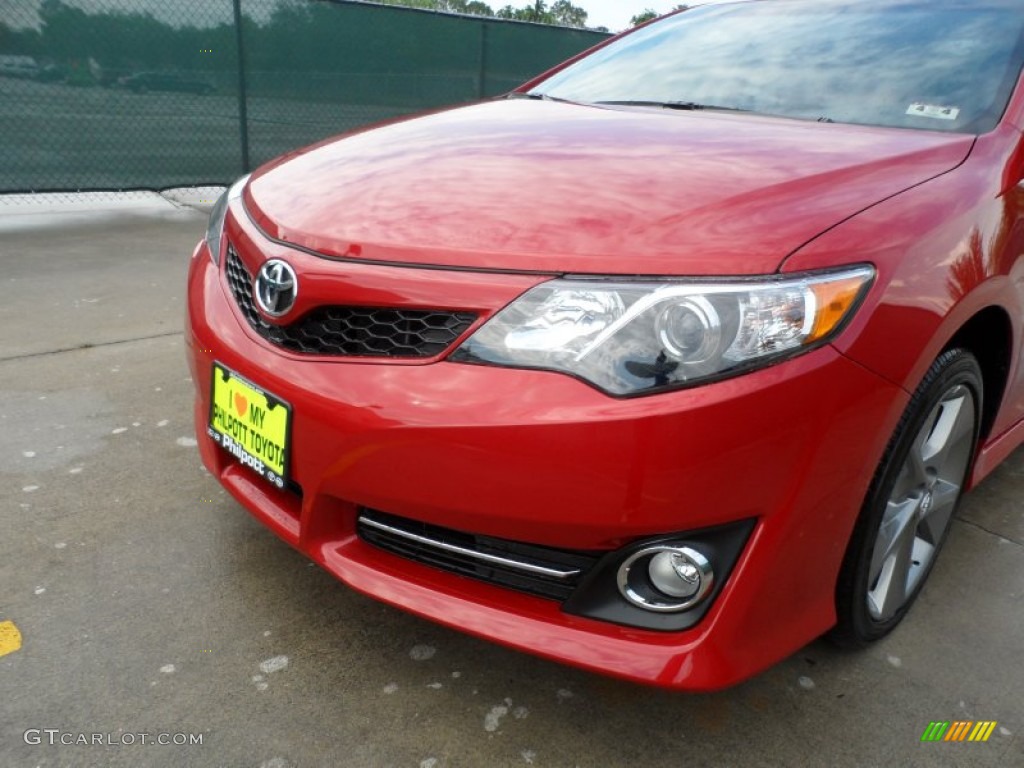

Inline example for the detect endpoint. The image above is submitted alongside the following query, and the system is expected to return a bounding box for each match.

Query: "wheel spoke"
[937,407,976,481]
[922,391,971,472]
[919,479,958,545]
[892,431,928,499]
[909,453,928,487]
[907,431,930,486]
[870,508,917,619]
[869,498,916,589]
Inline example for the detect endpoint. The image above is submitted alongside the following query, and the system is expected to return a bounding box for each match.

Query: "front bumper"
[186,225,908,690]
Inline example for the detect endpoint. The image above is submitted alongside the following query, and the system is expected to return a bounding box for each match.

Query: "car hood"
[245,99,975,275]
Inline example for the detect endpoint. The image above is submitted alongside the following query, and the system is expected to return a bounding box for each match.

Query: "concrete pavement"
[1,199,1021,767]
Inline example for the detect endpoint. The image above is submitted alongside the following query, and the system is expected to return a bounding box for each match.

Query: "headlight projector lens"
[655,297,722,363]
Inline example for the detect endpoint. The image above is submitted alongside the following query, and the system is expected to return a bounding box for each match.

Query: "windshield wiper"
[506,91,578,105]
[594,100,751,113]
[510,94,755,114]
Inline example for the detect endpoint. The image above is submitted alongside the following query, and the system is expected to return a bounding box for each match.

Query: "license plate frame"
[208,362,292,490]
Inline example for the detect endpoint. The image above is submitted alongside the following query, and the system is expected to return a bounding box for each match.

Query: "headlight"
[451,266,874,396]
[205,174,249,264]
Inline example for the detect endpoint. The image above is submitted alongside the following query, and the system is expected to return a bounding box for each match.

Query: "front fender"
[781,125,1024,430]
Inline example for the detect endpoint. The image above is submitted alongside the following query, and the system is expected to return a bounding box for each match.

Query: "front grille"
[357,509,602,601]
[226,246,477,358]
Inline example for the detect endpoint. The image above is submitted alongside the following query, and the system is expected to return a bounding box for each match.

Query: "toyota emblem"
[255,259,298,317]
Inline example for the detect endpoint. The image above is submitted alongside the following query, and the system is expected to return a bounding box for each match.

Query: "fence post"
[477,22,489,99]
[233,0,251,173]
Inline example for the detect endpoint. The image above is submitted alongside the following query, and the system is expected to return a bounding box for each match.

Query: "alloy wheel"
[866,383,976,621]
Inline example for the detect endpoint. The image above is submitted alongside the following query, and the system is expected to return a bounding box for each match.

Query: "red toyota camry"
[186,0,1024,689]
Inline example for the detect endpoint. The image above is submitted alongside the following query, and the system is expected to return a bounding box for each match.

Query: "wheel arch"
[942,305,1013,444]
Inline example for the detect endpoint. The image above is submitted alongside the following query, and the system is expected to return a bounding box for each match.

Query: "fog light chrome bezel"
[616,545,715,613]
[562,518,753,631]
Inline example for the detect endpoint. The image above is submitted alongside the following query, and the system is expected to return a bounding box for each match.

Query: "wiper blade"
[594,100,750,113]
[506,91,577,105]
[510,94,752,113]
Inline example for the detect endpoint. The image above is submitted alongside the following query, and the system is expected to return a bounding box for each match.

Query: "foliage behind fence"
[0,0,609,192]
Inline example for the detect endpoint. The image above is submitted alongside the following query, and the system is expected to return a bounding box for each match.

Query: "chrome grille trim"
[358,515,581,580]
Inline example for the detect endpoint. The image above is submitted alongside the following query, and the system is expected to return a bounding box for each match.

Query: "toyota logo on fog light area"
[255,259,298,317]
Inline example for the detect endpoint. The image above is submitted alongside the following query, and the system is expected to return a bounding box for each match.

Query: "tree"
[376,0,593,25]
[550,0,588,28]
[630,10,659,26]
[374,0,493,13]
[464,1,494,14]
[496,2,552,24]
[390,0,587,26]
[630,5,689,27]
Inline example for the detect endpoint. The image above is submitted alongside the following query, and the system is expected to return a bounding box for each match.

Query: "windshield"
[529,1,1024,133]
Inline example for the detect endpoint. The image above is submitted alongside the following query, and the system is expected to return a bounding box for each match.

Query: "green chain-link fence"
[0,0,609,193]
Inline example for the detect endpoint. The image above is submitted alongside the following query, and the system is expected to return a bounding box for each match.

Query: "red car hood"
[245,100,975,275]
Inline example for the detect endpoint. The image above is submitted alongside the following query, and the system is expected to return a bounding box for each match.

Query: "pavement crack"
[957,516,1024,548]
[0,331,183,362]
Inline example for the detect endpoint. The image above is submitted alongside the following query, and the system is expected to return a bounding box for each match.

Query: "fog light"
[616,545,714,613]
[649,550,703,598]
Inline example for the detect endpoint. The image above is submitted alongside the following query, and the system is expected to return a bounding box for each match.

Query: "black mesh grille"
[357,509,601,602]
[225,246,477,358]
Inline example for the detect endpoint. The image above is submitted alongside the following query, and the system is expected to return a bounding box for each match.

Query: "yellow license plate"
[208,363,291,489]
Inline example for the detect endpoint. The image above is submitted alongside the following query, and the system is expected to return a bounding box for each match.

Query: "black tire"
[831,348,982,647]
